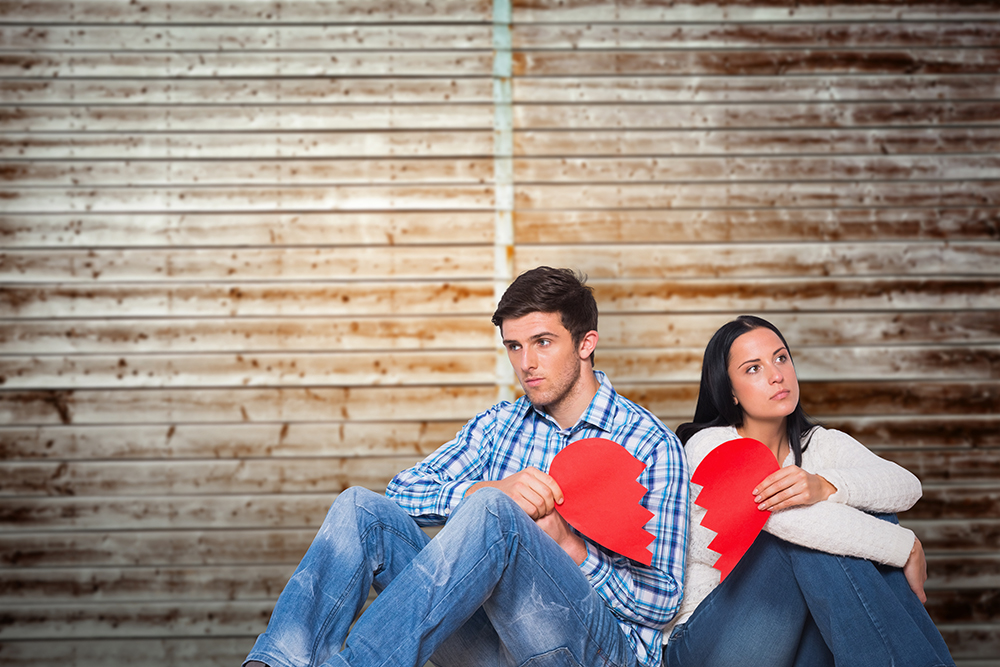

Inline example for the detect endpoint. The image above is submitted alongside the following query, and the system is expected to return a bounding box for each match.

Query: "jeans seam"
[837,555,895,666]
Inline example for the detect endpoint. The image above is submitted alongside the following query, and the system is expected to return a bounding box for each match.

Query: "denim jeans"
[663,523,955,667]
[244,486,636,667]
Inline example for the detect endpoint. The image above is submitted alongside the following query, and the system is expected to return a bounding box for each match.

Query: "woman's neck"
[737,419,789,463]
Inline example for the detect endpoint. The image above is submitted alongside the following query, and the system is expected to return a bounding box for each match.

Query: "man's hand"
[903,536,928,604]
[466,467,564,519]
[753,465,837,512]
[535,510,588,565]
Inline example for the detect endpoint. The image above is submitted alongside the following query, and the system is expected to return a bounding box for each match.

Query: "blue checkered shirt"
[387,371,689,667]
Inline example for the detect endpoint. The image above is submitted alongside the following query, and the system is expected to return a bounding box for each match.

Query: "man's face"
[501,311,588,412]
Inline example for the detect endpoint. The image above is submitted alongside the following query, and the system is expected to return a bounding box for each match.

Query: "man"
[244,266,688,667]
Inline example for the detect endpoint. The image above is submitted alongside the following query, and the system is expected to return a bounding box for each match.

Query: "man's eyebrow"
[503,330,560,346]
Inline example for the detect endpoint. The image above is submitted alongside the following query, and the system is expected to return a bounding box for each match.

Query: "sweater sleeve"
[807,428,922,513]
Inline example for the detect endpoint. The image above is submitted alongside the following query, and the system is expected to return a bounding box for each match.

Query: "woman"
[664,315,954,667]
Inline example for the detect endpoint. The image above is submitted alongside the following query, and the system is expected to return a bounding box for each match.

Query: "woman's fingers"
[753,466,835,511]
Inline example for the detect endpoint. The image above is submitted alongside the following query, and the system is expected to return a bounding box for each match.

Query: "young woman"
[664,315,954,667]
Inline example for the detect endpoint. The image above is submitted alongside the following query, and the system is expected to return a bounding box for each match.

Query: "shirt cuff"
[437,480,477,517]
[579,540,614,588]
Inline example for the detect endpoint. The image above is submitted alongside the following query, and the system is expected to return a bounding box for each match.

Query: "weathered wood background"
[1,0,998,664]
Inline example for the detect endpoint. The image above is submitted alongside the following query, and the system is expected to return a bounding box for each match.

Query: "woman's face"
[727,327,800,427]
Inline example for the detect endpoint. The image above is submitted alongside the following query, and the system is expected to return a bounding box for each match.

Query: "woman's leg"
[786,540,955,667]
[663,532,833,667]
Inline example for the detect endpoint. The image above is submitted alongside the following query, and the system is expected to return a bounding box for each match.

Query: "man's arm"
[386,408,498,525]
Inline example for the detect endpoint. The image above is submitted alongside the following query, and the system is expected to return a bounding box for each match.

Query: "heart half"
[691,437,780,581]
[548,437,655,565]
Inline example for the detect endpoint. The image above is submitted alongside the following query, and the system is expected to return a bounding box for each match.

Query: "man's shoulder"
[606,390,682,453]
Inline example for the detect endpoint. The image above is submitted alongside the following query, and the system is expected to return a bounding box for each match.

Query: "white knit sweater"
[666,425,922,635]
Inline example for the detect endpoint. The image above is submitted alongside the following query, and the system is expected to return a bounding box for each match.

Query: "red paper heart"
[548,438,655,565]
[691,438,780,581]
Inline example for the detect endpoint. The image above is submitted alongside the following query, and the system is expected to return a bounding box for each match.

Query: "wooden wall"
[1,1,998,664]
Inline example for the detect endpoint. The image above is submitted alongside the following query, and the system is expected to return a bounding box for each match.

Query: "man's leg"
[330,488,636,667]
[244,487,432,667]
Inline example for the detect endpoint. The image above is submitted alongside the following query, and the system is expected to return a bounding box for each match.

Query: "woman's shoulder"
[684,425,740,465]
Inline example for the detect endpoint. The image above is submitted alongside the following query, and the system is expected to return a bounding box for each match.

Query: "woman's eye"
[747,364,760,374]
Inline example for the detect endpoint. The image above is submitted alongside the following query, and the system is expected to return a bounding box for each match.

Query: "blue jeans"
[663,523,955,667]
[245,487,636,667]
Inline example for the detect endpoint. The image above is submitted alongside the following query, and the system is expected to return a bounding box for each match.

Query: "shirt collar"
[519,369,617,435]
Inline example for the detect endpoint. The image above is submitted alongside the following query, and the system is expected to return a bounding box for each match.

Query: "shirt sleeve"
[578,428,688,631]
[385,408,498,526]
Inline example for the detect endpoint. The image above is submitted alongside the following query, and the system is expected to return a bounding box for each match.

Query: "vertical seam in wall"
[493,0,515,402]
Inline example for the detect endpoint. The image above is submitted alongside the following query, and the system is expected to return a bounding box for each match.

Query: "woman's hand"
[753,465,837,512]
[903,536,928,604]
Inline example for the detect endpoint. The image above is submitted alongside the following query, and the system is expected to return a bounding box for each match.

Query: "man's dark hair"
[492,266,598,364]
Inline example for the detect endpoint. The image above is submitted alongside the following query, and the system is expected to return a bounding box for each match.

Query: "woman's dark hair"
[675,315,818,465]
[492,266,598,364]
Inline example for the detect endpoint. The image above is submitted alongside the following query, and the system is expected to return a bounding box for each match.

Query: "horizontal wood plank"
[0,637,258,667]
[513,49,1000,77]
[0,24,493,50]
[515,128,1000,157]
[0,105,495,132]
[0,457,422,497]
[0,158,497,187]
[904,519,1000,552]
[514,208,1000,243]
[0,316,496,354]
[909,485,1000,521]
[1,311,997,355]
[511,155,1000,183]
[0,350,498,388]
[0,385,500,425]
[2,242,993,283]
[0,211,496,247]
[0,494,361,531]
[0,421,467,460]
[513,1,1000,22]
[0,131,495,160]
[0,600,272,639]
[880,450,1000,483]
[0,52,493,77]
[514,102,1000,130]
[0,564,295,602]
[512,22,1000,49]
[0,78,493,105]
[0,185,496,212]
[0,281,496,318]
[0,0,492,23]
[0,529,317,567]
[513,74,1000,103]
[515,182,1000,209]
[0,246,495,282]
[516,242,1000,278]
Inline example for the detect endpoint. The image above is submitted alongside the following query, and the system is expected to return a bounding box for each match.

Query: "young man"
[243,266,688,667]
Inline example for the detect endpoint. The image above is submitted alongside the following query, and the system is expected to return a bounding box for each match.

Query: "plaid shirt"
[387,371,689,667]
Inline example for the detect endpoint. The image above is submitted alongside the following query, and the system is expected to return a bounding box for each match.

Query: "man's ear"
[578,330,599,361]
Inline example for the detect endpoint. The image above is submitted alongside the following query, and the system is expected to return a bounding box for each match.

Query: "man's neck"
[546,368,600,430]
